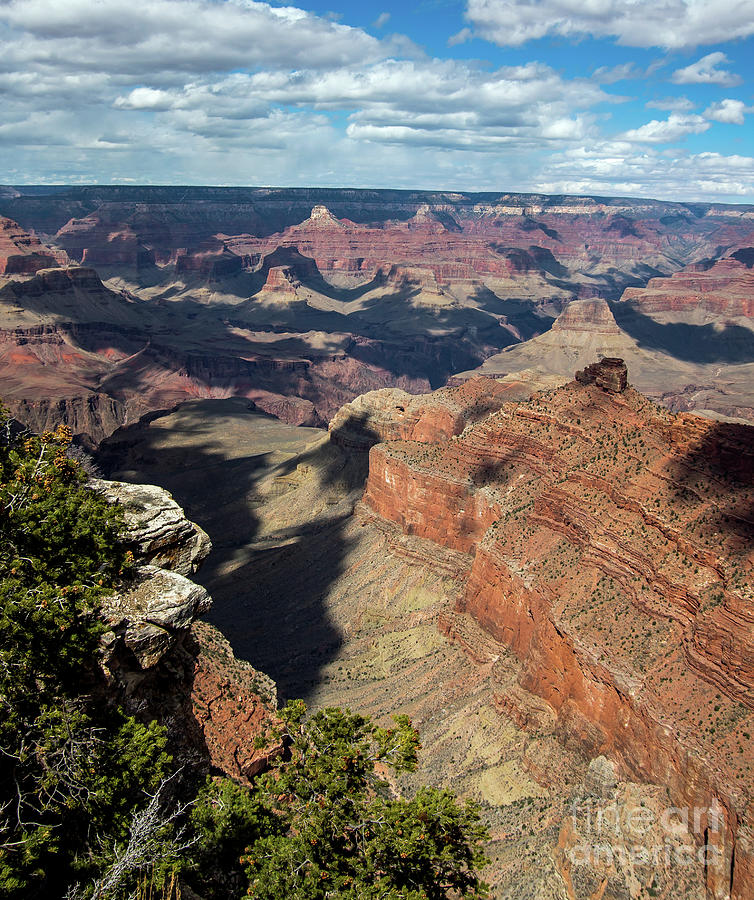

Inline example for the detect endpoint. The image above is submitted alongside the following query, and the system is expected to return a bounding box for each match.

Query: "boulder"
[90,478,211,576]
[102,565,211,669]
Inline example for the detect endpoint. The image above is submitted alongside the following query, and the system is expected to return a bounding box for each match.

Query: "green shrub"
[1,409,490,900]
[238,702,489,900]
[0,408,171,899]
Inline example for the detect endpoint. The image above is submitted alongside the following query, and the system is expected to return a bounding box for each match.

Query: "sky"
[1,0,753,202]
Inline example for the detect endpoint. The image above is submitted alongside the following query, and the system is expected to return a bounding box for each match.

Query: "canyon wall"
[360,374,754,899]
[3,187,754,441]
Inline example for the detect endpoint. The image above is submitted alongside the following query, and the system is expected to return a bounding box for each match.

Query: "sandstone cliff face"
[175,248,242,280]
[360,376,754,899]
[10,187,751,306]
[0,260,449,442]
[328,376,531,450]
[458,296,754,424]
[95,478,280,780]
[4,189,754,446]
[552,298,622,334]
[0,216,68,274]
[620,253,754,318]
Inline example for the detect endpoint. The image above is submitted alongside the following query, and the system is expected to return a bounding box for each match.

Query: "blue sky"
[1,0,753,201]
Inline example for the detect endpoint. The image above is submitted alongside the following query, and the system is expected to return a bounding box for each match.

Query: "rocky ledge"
[91,479,211,577]
[93,477,281,779]
[575,356,629,392]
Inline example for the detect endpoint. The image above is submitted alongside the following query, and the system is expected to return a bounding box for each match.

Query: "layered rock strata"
[575,357,628,392]
[620,253,754,318]
[457,297,754,423]
[0,252,445,441]
[360,373,754,899]
[0,216,68,274]
[328,376,533,450]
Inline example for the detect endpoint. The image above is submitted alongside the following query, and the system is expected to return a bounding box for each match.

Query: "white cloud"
[108,59,607,153]
[704,98,752,125]
[373,11,390,28]
[620,113,710,143]
[0,0,388,77]
[448,27,472,46]
[536,144,754,202]
[0,0,753,202]
[646,96,695,112]
[671,52,742,86]
[592,62,638,84]
[462,0,754,48]
[114,87,176,111]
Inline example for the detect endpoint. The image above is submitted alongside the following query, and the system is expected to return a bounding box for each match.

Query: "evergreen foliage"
[191,702,489,900]
[0,408,172,898]
[1,406,490,899]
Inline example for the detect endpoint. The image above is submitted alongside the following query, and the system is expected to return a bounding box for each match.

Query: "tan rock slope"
[360,372,754,899]
[458,297,754,422]
[99,388,752,898]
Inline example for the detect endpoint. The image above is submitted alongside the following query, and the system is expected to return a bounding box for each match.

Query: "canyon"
[2,186,754,445]
[358,370,754,898]
[98,366,754,899]
[4,185,754,897]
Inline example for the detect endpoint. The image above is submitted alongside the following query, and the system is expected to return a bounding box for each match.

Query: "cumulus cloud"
[1,0,752,201]
[114,88,176,111]
[671,52,742,86]
[462,0,754,48]
[535,144,754,202]
[704,99,752,125]
[620,112,710,143]
[109,59,607,153]
[0,0,387,77]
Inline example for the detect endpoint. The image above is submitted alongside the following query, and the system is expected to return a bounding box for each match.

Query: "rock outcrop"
[94,477,281,779]
[102,564,212,669]
[328,377,531,451]
[96,478,213,673]
[575,356,628,392]
[620,253,754,318]
[0,216,68,274]
[359,374,754,899]
[91,479,211,576]
[3,188,754,441]
[552,297,622,334]
[175,248,242,281]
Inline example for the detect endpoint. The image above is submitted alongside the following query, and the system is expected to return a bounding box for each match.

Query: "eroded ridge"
[361,367,754,899]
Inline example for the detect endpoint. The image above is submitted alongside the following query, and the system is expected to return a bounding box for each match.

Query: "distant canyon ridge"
[1,185,754,442]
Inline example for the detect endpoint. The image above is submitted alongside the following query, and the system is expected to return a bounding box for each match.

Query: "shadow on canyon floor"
[98,398,377,702]
[612,303,754,364]
[469,285,555,342]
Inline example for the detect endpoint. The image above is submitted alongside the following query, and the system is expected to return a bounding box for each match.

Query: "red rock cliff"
[361,376,754,899]
[0,216,68,274]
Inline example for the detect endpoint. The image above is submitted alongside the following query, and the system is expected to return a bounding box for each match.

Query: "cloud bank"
[0,0,752,202]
